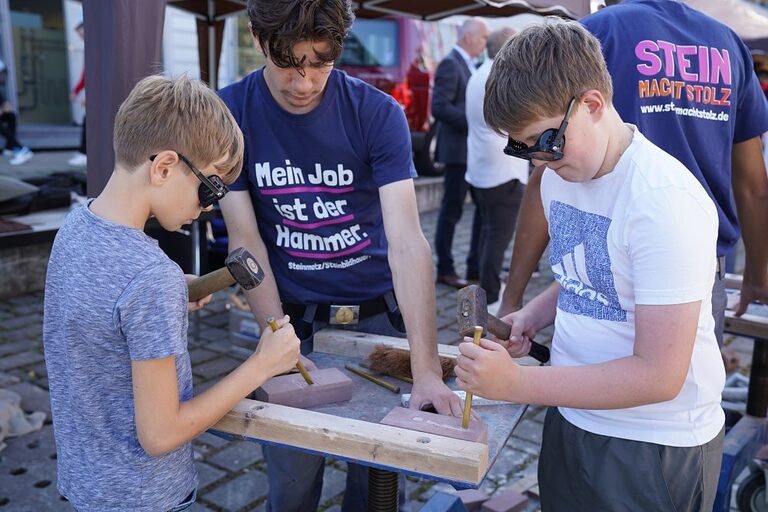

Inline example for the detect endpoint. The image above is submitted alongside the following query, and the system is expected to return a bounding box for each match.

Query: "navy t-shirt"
[219,69,416,304]
[582,0,768,256]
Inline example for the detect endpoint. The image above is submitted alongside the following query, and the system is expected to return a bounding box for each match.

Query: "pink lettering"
[710,48,731,85]
[676,45,698,81]
[657,41,677,77]
[635,40,662,76]
[698,46,710,84]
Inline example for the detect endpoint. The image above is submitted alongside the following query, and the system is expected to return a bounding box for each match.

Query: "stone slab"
[481,489,529,512]
[455,488,490,510]
[253,367,352,408]
[380,407,488,443]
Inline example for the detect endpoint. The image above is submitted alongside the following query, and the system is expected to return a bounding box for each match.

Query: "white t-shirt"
[465,59,529,189]
[541,127,724,447]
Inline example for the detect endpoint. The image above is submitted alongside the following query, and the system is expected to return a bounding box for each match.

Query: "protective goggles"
[503,97,577,162]
[149,153,228,208]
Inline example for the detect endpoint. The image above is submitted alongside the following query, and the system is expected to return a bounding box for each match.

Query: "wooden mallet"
[457,285,550,364]
[188,247,264,302]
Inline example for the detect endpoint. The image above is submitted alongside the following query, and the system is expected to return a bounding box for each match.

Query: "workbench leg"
[747,338,768,418]
[369,467,398,512]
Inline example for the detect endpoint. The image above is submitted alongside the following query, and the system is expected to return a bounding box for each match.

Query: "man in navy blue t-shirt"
[497,0,768,349]
[218,1,462,510]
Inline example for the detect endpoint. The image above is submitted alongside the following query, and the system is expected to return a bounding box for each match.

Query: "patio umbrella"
[353,0,592,20]
[166,0,247,90]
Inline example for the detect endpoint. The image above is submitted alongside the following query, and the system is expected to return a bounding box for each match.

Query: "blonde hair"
[483,19,613,135]
[113,75,244,183]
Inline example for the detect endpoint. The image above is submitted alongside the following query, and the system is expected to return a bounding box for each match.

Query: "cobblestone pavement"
[0,202,756,511]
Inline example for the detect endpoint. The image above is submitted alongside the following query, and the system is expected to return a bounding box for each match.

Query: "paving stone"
[7,294,43,306]
[10,303,44,316]
[438,329,462,345]
[195,431,232,449]
[196,461,226,490]
[319,466,347,505]
[0,340,32,357]
[0,328,39,343]
[189,501,215,511]
[189,348,218,365]
[207,441,263,471]
[5,381,51,417]
[192,356,242,379]
[0,351,44,371]
[201,469,268,510]
[0,370,20,386]
[200,313,228,328]
[488,448,535,482]
[510,419,543,446]
[196,326,229,343]
[1,314,43,331]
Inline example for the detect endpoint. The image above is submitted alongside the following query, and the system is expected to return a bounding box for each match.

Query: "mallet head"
[456,284,487,338]
[225,247,264,290]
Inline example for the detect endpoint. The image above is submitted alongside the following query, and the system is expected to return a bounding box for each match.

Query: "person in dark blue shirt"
[218,1,462,510]
[497,0,768,351]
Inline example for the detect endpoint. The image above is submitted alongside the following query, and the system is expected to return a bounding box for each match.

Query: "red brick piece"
[480,490,529,512]
[455,488,490,511]
[254,368,352,408]
[380,406,488,443]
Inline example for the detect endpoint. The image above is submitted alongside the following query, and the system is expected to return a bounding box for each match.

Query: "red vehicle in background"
[338,17,449,175]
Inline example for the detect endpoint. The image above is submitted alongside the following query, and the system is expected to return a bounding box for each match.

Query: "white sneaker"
[9,147,33,165]
[67,153,87,167]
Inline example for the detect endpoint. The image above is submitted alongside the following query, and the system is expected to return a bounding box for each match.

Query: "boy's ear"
[581,89,607,117]
[148,150,179,186]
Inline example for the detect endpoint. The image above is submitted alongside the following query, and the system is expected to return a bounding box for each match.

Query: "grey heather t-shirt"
[43,202,196,511]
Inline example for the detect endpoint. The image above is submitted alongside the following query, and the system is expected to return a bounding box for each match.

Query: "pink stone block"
[480,490,529,512]
[380,406,488,443]
[455,488,490,511]
[253,368,352,408]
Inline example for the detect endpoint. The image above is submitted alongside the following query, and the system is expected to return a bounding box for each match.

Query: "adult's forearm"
[389,235,443,380]
[498,167,549,316]
[732,137,768,284]
[227,233,284,329]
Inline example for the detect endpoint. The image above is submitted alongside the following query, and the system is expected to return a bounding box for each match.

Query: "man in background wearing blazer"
[432,18,489,289]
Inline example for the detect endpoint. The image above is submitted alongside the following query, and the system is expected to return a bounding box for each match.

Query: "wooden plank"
[313,329,461,360]
[724,311,768,339]
[212,398,489,484]
[312,328,542,367]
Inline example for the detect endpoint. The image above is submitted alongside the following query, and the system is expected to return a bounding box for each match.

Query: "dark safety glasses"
[149,153,228,208]
[503,97,578,162]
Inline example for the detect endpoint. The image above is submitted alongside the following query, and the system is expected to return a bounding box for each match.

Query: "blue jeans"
[264,311,407,512]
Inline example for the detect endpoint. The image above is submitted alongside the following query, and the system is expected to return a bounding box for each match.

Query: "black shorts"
[538,407,724,512]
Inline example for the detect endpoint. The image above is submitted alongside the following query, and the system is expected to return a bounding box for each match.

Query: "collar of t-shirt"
[453,45,475,75]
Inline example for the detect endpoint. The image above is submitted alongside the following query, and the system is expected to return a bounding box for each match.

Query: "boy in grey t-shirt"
[43,75,301,512]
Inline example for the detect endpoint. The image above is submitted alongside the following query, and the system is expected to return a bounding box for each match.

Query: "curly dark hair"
[247,0,354,69]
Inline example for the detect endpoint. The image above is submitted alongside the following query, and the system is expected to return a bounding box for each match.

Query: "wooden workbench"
[210,329,529,487]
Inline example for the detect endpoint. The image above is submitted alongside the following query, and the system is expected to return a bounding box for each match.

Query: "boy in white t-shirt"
[455,20,725,511]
